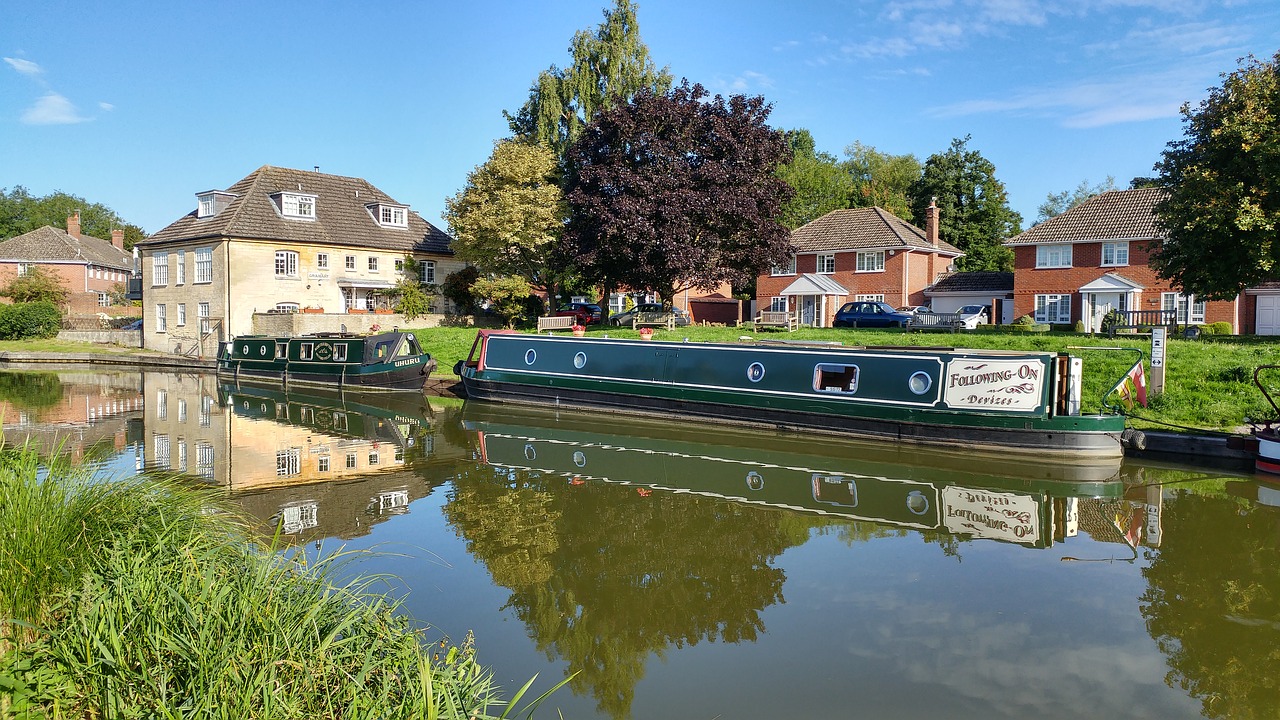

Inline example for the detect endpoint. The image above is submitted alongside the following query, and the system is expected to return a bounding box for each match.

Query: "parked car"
[833,301,914,328]
[955,304,990,329]
[610,303,691,327]
[555,302,603,325]
[123,318,144,330]
[896,306,932,316]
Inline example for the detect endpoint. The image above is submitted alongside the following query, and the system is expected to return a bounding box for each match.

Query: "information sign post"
[1150,327,1167,396]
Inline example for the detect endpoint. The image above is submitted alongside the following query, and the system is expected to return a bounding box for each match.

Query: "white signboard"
[1150,327,1166,368]
[942,486,1040,545]
[942,358,1045,412]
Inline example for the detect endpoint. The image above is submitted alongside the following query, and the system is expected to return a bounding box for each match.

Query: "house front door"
[1086,292,1125,333]
[801,296,817,326]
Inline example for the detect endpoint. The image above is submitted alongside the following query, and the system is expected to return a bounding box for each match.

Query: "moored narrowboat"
[218,330,435,392]
[456,331,1132,458]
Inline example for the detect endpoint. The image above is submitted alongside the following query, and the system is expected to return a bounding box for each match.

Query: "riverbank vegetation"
[0,444,557,718]
[415,324,1280,432]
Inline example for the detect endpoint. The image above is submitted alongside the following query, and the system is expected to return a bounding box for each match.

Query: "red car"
[555,302,603,325]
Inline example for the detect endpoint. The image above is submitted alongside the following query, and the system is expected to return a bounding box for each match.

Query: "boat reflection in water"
[461,403,1127,550]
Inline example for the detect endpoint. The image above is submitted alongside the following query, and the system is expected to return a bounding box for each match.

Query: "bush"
[0,301,62,340]
[1206,321,1233,335]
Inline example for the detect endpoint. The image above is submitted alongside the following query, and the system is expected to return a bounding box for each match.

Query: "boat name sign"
[942,486,1040,544]
[942,359,1044,412]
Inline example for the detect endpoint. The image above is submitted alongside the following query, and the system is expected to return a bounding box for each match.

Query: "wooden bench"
[754,311,798,332]
[632,311,677,330]
[908,312,967,332]
[1106,309,1177,337]
[536,315,576,333]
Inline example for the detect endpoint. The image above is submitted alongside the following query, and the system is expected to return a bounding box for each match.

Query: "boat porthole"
[242,400,249,409]
[241,344,249,355]
[260,403,267,413]
[905,490,930,515]
[525,349,537,365]
[573,451,586,467]
[746,471,764,491]
[524,443,537,461]
[259,345,267,356]
[573,352,587,369]
[746,362,766,383]
[908,371,932,395]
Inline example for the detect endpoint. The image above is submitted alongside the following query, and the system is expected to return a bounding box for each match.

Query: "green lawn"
[414,323,1280,432]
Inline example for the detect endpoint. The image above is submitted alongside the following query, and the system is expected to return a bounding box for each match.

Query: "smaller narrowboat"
[218,330,436,392]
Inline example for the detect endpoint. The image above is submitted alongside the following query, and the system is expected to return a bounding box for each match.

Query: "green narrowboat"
[456,331,1132,458]
[218,330,436,392]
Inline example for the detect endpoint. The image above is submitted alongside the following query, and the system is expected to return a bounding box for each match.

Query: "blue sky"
[2,0,1277,236]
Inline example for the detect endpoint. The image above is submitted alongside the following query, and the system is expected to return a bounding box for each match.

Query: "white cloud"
[3,57,42,76]
[99,101,115,112]
[21,92,90,125]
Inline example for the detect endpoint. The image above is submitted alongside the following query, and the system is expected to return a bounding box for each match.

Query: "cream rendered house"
[136,166,461,355]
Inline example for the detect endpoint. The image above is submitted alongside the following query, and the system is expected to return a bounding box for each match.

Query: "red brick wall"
[0,261,132,313]
[756,250,929,325]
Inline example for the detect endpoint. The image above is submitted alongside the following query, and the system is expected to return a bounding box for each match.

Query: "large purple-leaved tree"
[562,81,794,303]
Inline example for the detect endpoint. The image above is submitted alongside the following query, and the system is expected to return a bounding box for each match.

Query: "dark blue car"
[833,301,913,328]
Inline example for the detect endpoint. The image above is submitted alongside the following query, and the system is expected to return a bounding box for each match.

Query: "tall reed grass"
[0,443,563,718]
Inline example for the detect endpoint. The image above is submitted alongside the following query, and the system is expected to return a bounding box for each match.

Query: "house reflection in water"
[138,371,451,542]
[0,369,144,463]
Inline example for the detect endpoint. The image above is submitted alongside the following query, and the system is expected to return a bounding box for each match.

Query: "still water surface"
[6,367,1280,719]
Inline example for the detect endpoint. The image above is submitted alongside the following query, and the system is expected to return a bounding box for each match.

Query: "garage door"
[1258,295,1280,335]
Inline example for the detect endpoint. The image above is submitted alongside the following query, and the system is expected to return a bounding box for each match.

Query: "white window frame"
[198,302,210,334]
[154,434,170,467]
[176,303,186,326]
[1034,294,1072,324]
[771,256,796,276]
[281,193,316,219]
[1101,242,1129,267]
[1035,244,1073,269]
[345,255,356,271]
[196,443,215,479]
[318,455,331,472]
[856,251,885,273]
[275,250,299,277]
[156,303,167,333]
[855,294,885,302]
[817,254,836,274]
[194,248,213,283]
[97,292,110,307]
[769,296,788,313]
[16,263,30,277]
[420,260,436,284]
[176,250,186,284]
[275,302,299,314]
[317,253,328,270]
[394,258,404,273]
[378,205,407,227]
[368,257,379,273]
[276,448,302,476]
[152,253,169,286]
[334,344,348,362]
[198,194,216,218]
[1162,292,1206,325]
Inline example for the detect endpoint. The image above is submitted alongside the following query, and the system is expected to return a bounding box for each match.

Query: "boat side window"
[334,344,348,362]
[299,343,314,360]
[275,342,287,359]
[403,336,422,356]
[396,339,416,358]
[814,363,859,394]
[373,341,392,359]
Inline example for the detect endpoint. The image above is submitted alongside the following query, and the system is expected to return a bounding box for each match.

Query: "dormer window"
[196,191,237,218]
[273,192,318,220]
[368,203,408,228]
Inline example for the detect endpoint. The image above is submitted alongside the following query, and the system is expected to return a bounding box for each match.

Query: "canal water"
[6,367,1280,719]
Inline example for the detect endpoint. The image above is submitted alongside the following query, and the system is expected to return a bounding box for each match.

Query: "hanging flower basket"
[572,324,586,337]
[638,327,654,340]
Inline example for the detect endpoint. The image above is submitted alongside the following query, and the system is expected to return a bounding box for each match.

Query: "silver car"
[955,304,990,329]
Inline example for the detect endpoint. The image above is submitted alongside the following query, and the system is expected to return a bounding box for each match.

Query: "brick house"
[0,212,135,314]
[1004,188,1239,333]
[755,204,961,327]
[136,166,462,355]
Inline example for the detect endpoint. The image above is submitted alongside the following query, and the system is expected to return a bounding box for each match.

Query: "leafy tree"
[843,141,922,222]
[1036,176,1116,224]
[1151,52,1280,300]
[2,266,69,305]
[505,0,672,170]
[0,186,147,247]
[441,266,482,315]
[775,129,855,229]
[1129,176,1161,189]
[563,81,794,303]
[391,256,432,320]
[470,275,533,328]
[443,140,566,293]
[909,136,1022,272]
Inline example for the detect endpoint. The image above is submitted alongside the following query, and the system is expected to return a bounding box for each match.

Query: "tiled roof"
[0,225,132,270]
[789,207,962,255]
[139,165,454,255]
[926,271,1013,294]
[1005,188,1165,245]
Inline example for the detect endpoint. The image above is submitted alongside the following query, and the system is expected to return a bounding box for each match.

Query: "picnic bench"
[908,312,967,332]
[536,315,576,333]
[753,310,798,332]
[632,311,677,330]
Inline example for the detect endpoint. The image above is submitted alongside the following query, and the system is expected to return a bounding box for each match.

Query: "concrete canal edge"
[0,350,1256,469]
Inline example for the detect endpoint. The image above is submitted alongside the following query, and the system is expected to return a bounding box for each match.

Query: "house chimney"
[926,197,940,248]
[67,211,82,239]
[111,229,125,250]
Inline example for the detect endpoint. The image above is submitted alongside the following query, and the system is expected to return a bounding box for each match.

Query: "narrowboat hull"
[458,332,1128,459]
[218,332,436,392]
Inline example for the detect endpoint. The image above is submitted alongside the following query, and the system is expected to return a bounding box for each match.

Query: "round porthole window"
[524,443,537,461]
[573,451,586,468]
[746,362,766,383]
[573,352,587,369]
[259,345,267,356]
[241,344,250,355]
[525,349,537,365]
[746,471,764,491]
[905,490,930,515]
[908,371,932,395]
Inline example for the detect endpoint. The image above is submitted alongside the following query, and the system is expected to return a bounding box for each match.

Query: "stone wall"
[56,329,141,346]
[250,312,473,336]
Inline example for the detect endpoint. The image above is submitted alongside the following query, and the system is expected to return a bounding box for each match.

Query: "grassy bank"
[414,324,1280,432]
[0,445,556,718]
